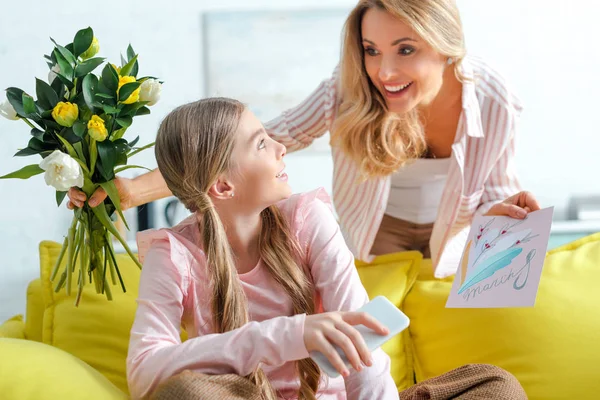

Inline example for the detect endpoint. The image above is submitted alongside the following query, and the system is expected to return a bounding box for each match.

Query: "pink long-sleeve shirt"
[127,189,399,400]
[264,55,523,278]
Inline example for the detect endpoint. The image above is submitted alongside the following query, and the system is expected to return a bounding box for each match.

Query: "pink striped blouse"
[265,56,523,278]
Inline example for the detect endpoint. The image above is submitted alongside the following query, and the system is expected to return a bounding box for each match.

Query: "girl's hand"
[303,311,389,377]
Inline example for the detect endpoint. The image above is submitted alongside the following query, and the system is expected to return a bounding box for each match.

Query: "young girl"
[126,97,398,400]
[127,97,526,400]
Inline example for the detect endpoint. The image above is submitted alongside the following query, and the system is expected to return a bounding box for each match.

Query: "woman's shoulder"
[463,55,523,115]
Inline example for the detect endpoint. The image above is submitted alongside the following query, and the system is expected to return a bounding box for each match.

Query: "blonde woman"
[69,0,540,278]
[127,97,526,400]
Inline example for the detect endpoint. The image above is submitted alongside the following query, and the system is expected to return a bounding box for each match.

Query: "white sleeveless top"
[385,158,451,224]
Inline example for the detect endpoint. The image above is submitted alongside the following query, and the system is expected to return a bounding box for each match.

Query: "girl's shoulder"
[276,187,336,237]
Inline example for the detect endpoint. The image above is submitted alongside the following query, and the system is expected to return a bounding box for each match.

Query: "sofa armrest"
[0,315,25,339]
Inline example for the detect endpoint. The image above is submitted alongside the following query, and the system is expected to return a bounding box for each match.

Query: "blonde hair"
[155,98,321,400]
[331,0,466,178]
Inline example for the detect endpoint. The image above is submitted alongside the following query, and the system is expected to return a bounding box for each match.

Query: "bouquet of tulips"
[0,27,161,304]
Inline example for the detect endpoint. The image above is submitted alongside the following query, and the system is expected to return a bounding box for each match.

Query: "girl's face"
[225,109,291,210]
[361,8,448,114]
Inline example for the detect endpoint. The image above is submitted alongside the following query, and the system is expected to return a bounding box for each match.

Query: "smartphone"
[309,295,410,378]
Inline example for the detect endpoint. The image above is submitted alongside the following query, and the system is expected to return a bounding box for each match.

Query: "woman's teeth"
[384,82,411,92]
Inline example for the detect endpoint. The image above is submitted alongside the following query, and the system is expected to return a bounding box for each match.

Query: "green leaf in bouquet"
[65,43,75,56]
[30,128,45,140]
[73,141,87,165]
[111,127,127,141]
[56,190,68,207]
[75,57,105,78]
[73,27,94,58]
[116,115,132,128]
[35,78,59,110]
[55,132,80,159]
[128,136,140,147]
[114,165,152,174]
[118,101,148,117]
[102,104,120,114]
[56,73,75,90]
[118,81,141,103]
[53,49,74,79]
[41,131,59,145]
[95,93,114,99]
[113,138,129,166]
[100,180,129,230]
[90,138,98,173]
[120,54,127,67]
[127,141,155,159]
[135,106,151,116]
[44,54,53,62]
[14,147,41,157]
[43,118,62,132]
[22,93,36,115]
[50,39,77,66]
[51,77,67,100]
[130,61,139,78]
[97,140,117,181]
[6,87,26,117]
[119,55,138,77]
[60,127,83,144]
[0,164,44,180]
[82,74,98,111]
[126,44,136,61]
[73,120,86,137]
[101,64,119,92]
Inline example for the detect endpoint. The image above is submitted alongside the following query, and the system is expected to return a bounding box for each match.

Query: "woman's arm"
[297,192,399,400]
[264,66,339,153]
[67,168,171,210]
[127,240,309,399]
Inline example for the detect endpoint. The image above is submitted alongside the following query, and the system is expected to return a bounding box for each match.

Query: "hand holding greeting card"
[446,207,554,308]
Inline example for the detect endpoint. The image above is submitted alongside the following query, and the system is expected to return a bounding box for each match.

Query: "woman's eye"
[399,46,415,56]
[364,47,379,57]
[258,138,266,150]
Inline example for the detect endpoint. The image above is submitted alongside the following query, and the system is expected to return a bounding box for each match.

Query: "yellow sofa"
[2,233,600,399]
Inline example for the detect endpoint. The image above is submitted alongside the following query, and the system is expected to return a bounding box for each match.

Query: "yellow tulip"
[87,115,108,141]
[81,37,100,60]
[117,76,140,104]
[52,102,79,127]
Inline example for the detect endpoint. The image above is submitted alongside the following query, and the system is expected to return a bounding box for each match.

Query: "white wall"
[1,0,599,322]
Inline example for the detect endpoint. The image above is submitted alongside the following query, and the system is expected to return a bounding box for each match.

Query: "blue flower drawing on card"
[458,218,538,295]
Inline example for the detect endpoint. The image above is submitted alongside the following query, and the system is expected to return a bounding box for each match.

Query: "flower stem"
[50,236,69,281]
[21,118,36,129]
[65,215,79,296]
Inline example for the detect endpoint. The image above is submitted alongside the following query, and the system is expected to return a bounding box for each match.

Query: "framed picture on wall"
[202,8,350,153]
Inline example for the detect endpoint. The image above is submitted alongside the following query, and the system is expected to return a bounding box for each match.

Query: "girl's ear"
[208,178,235,200]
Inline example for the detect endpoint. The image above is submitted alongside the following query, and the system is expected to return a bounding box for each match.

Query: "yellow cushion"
[25,278,44,341]
[355,251,422,390]
[404,233,600,400]
[0,338,127,400]
[0,315,25,339]
[39,240,141,395]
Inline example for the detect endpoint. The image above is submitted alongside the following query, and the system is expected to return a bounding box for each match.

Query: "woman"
[128,97,526,400]
[69,0,540,278]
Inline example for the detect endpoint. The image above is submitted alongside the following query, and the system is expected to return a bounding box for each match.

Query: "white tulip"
[39,150,84,192]
[139,79,161,106]
[0,100,18,120]
[48,64,61,85]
